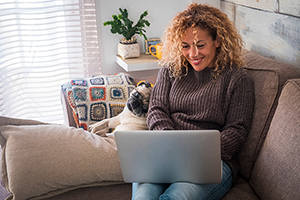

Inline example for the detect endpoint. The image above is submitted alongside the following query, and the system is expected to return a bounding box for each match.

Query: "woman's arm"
[220,73,255,161]
[147,68,175,130]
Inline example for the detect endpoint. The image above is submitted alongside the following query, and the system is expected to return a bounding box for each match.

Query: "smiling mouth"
[190,58,203,65]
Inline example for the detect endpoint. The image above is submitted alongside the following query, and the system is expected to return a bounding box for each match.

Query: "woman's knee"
[132,183,169,200]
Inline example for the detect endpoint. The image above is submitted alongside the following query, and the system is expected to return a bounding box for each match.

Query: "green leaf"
[103,8,150,41]
[140,11,148,19]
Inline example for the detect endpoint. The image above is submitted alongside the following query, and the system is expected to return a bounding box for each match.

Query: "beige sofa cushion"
[238,51,300,179]
[222,176,260,200]
[250,79,300,200]
[0,117,124,200]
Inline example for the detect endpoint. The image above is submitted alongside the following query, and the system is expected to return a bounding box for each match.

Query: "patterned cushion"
[62,73,135,130]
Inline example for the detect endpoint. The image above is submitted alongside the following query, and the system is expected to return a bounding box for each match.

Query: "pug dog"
[89,81,152,137]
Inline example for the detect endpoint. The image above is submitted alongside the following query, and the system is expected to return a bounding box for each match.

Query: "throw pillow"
[61,73,135,130]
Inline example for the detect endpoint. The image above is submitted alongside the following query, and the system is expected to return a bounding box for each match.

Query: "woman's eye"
[182,45,189,49]
[197,44,204,48]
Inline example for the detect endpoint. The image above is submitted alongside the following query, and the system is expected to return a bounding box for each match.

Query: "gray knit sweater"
[147,65,255,182]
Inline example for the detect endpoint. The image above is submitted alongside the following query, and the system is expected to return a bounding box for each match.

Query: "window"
[0,0,101,124]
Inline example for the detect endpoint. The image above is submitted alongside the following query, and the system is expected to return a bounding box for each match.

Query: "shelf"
[116,54,160,72]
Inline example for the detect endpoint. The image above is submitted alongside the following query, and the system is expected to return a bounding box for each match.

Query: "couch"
[1,51,300,200]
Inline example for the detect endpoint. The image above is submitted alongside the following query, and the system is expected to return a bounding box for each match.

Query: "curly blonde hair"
[159,3,245,78]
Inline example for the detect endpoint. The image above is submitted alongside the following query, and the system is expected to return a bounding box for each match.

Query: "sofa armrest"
[249,79,300,200]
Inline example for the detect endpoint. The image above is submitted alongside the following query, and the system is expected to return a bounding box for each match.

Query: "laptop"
[114,130,222,184]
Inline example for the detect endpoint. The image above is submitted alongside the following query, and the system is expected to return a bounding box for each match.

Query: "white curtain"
[0,0,101,124]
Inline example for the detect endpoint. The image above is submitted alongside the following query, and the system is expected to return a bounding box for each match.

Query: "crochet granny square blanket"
[62,73,135,130]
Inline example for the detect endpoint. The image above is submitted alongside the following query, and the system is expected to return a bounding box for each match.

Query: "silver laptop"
[114,130,222,184]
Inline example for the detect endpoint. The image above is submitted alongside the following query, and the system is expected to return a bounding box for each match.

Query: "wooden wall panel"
[279,0,300,17]
[220,0,236,23]
[235,5,300,67]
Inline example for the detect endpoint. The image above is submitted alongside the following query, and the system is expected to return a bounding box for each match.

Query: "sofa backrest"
[238,51,300,180]
[249,79,300,200]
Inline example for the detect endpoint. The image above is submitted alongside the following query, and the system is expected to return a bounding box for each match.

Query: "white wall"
[95,0,220,76]
[192,0,220,8]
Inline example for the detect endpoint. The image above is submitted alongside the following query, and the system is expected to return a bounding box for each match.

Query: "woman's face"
[181,27,219,71]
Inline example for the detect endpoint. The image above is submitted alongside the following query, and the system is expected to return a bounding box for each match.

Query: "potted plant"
[103,8,150,59]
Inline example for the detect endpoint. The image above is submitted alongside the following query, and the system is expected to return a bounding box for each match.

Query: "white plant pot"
[118,42,140,59]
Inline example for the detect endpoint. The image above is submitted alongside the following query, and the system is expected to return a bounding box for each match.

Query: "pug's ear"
[137,81,153,88]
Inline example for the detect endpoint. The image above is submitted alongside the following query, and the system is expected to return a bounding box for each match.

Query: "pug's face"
[127,81,152,118]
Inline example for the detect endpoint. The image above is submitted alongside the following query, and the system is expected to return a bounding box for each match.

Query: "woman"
[132,3,254,200]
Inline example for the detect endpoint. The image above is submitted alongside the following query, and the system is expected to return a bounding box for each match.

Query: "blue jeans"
[132,161,232,200]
